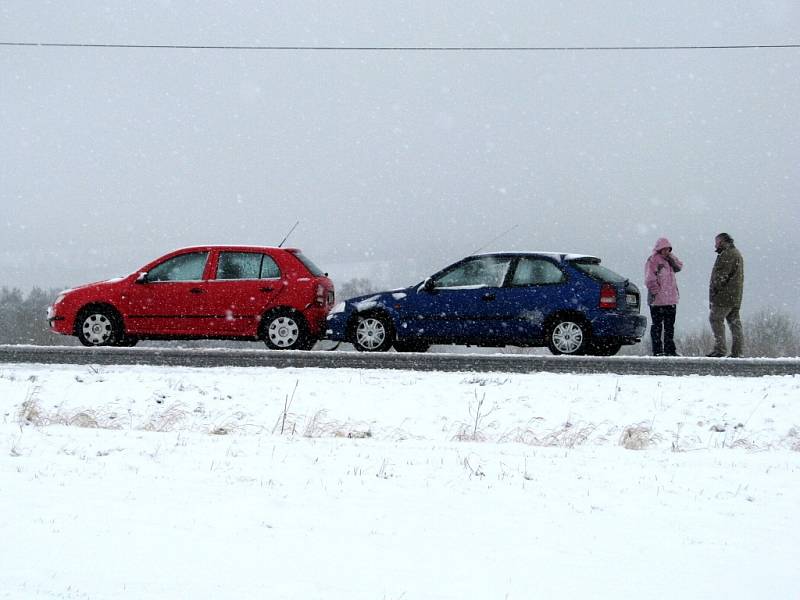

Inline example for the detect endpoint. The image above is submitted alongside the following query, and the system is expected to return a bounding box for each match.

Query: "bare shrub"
[675,309,800,358]
[744,310,800,358]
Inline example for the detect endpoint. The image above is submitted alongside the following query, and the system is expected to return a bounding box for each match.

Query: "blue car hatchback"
[326,252,646,355]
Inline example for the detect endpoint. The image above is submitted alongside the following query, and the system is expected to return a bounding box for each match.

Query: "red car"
[47,246,335,349]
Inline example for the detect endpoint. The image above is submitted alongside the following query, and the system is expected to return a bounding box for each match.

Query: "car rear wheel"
[77,308,122,347]
[547,318,589,355]
[262,311,312,350]
[352,314,394,352]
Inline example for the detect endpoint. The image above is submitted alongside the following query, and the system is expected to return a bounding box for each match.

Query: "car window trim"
[146,250,210,283]
[506,256,567,287]
[212,251,282,281]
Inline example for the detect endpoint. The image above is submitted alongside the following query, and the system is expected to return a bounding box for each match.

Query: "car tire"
[262,310,311,350]
[352,313,394,352]
[589,339,622,356]
[393,340,430,353]
[76,307,123,347]
[547,318,590,356]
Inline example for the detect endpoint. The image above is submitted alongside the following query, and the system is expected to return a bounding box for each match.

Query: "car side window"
[511,258,565,286]
[217,252,260,280]
[260,255,280,278]
[147,252,209,282]
[435,256,511,288]
[216,252,281,280]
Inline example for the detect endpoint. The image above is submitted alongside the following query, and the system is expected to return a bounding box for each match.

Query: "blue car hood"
[345,285,418,311]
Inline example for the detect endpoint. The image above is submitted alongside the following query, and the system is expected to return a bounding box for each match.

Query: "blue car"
[326,252,647,355]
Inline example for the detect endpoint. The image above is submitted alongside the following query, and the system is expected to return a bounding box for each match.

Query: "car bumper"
[325,311,350,342]
[47,306,71,335]
[591,311,647,342]
[304,305,333,338]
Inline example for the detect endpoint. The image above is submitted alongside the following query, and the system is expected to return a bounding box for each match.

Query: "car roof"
[472,251,600,262]
[168,245,299,253]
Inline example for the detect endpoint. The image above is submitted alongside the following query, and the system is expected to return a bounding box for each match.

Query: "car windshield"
[569,259,627,283]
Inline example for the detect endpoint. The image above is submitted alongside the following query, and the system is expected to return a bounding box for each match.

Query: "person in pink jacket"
[644,237,684,356]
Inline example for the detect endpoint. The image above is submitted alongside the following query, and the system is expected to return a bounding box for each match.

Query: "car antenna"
[278,221,300,248]
[469,224,519,255]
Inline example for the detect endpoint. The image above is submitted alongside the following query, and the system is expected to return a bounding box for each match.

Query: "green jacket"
[709,244,744,307]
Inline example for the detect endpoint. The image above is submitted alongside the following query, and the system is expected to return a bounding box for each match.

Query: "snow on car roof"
[473,251,600,262]
[169,245,298,252]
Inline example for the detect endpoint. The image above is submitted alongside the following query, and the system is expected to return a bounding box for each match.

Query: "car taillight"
[315,284,325,306]
[599,283,617,309]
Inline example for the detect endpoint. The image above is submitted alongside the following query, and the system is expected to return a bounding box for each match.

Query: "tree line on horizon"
[1,283,798,358]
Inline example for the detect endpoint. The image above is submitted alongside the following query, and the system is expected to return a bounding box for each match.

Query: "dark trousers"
[709,304,744,357]
[650,305,677,356]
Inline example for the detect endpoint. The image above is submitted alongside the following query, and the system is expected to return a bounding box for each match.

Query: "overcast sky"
[1,1,798,330]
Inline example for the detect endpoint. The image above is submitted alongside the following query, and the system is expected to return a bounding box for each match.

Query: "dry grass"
[452,390,498,442]
[142,403,190,432]
[619,422,662,450]
[499,420,600,448]
[18,394,123,430]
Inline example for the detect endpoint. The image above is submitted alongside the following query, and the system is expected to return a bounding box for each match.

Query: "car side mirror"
[135,272,149,284]
[422,277,436,292]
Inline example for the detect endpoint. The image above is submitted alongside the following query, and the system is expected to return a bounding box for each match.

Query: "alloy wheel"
[552,321,585,354]
[355,317,387,351]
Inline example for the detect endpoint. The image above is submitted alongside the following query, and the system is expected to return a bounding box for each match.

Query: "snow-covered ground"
[1,362,798,599]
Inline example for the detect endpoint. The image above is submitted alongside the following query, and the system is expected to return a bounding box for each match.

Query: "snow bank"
[1,364,798,599]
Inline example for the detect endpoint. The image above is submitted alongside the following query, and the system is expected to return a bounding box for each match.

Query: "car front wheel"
[77,308,122,347]
[547,319,589,355]
[352,314,394,352]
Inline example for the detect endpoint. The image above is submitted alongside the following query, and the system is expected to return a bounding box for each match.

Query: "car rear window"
[569,259,627,283]
[291,251,325,276]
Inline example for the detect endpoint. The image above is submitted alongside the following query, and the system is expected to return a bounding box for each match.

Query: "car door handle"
[260,287,274,292]
[482,293,496,301]
[190,288,205,294]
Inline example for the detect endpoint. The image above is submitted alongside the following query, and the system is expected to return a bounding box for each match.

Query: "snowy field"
[1,362,799,599]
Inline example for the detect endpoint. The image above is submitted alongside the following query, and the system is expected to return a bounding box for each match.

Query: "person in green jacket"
[707,233,745,357]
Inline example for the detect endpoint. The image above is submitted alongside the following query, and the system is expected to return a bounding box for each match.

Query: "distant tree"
[669,309,799,358]
[0,288,27,344]
[743,309,800,358]
[0,287,74,346]
[336,278,377,300]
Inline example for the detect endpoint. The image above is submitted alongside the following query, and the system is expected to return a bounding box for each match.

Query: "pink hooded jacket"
[645,237,683,306]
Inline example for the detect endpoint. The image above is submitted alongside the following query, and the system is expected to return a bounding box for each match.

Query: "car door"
[121,250,212,335]
[201,251,283,336]
[402,255,513,343]
[492,256,569,343]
